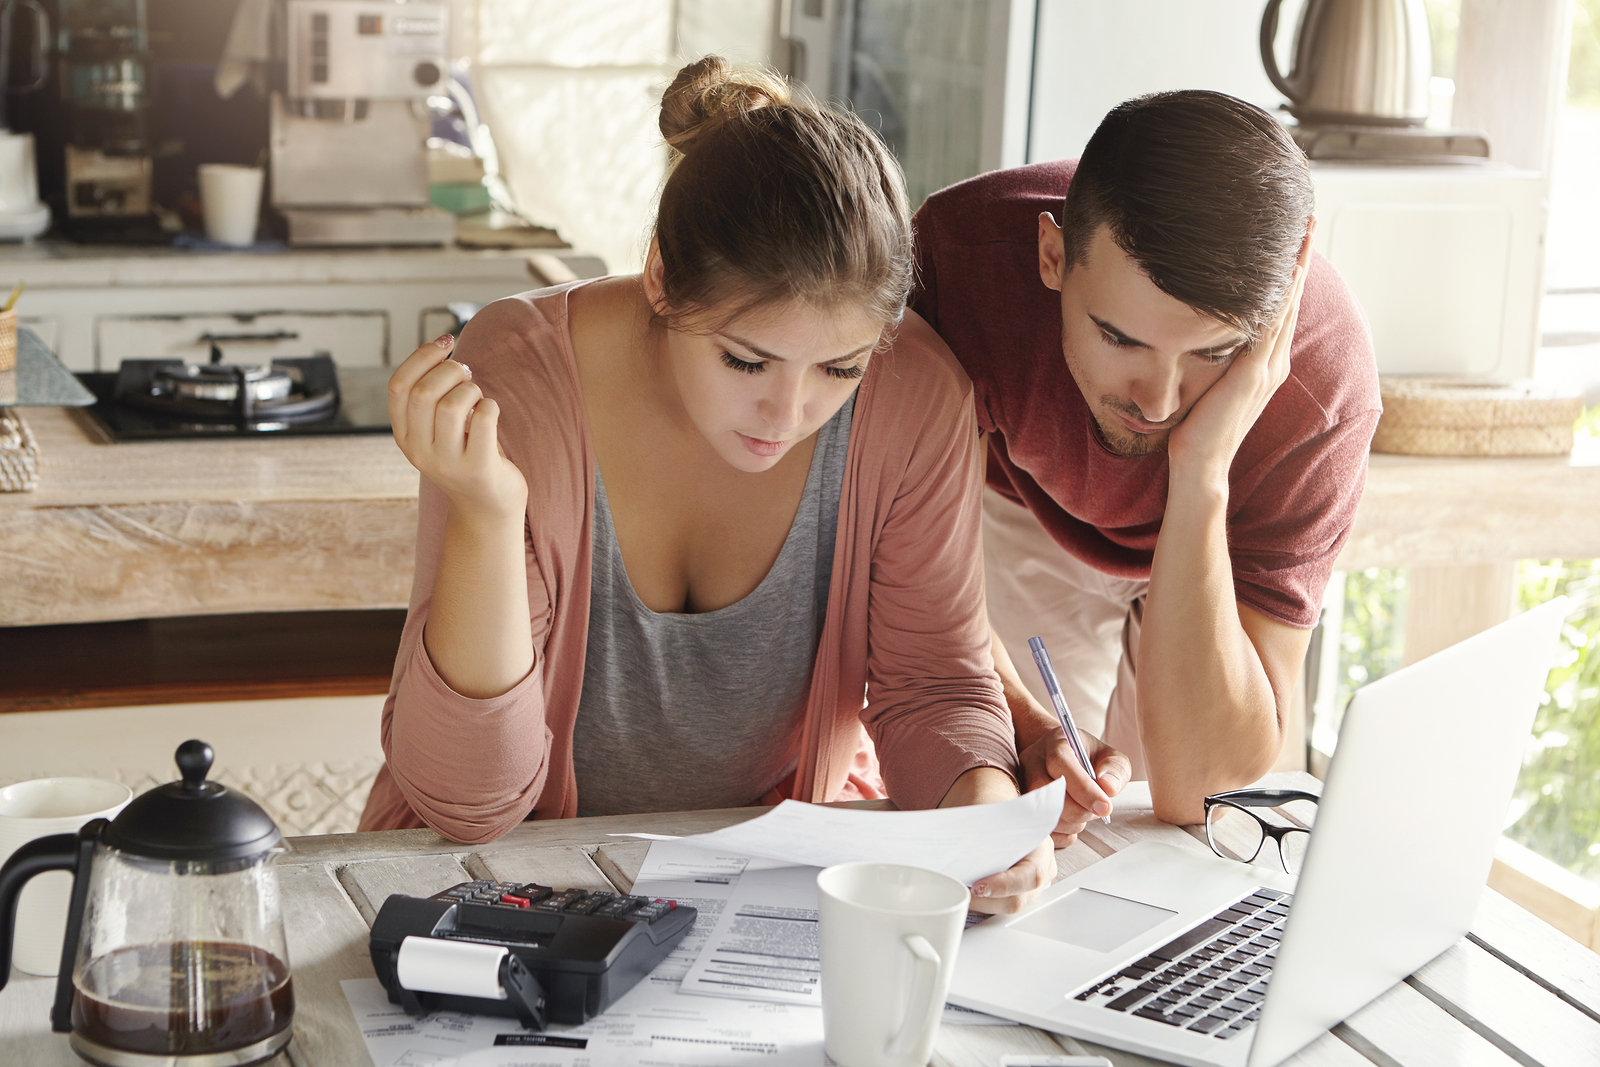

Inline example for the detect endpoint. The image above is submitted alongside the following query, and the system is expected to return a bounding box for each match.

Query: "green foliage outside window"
[1570,0,1600,108]
[1334,561,1600,884]
[1507,559,1600,880]
[1427,0,1600,106]
[1332,568,1407,731]
[1331,412,1600,884]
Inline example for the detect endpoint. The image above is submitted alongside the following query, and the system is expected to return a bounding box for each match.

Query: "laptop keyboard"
[1072,887,1293,1040]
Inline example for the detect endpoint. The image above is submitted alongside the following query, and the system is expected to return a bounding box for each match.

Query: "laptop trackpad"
[1012,888,1177,953]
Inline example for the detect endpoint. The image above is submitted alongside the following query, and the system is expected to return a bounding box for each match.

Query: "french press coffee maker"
[0,740,295,1066]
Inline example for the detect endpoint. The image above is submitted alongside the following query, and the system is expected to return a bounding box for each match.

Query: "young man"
[911,91,1381,836]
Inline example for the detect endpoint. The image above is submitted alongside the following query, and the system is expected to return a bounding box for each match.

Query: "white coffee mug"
[817,862,970,1067]
[198,163,264,246]
[0,777,132,976]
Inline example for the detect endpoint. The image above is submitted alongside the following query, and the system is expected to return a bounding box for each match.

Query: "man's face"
[1039,216,1251,457]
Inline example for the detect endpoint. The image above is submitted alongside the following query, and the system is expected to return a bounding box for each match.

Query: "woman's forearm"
[423,500,536,698]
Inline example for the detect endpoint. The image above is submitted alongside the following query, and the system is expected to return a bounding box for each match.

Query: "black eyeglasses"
[1202,789,1320,875]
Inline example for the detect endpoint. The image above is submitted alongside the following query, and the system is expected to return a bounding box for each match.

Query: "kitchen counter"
[1343,441,1600,568]
[0,240,598,292]
[3,408,1599,628]
[0,405,419,626]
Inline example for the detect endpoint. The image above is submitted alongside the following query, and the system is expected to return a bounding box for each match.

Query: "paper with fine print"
[340,972,828,1067]
[662,840,1012,1025]
[617,776,1065,887]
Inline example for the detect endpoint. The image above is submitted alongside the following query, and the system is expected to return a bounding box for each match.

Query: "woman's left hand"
[938,766,1058,914]
[969,835,1056,915]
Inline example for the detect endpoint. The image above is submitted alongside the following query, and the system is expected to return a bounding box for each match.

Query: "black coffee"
[72,941,294,1056]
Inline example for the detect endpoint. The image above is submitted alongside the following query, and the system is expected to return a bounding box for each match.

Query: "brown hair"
[1061,90,1313,340]
[652,56,912,335]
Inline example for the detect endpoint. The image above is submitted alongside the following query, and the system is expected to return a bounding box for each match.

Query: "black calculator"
[369,879,697,1029]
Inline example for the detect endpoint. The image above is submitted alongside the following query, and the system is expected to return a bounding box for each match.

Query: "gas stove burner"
[116,354,341,422]
[153,363,296,404]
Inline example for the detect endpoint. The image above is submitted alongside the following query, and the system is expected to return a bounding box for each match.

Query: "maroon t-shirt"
[910,161,1382,629]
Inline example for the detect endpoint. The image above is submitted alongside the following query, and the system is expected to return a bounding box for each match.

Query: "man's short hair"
[1061,90,1313,340]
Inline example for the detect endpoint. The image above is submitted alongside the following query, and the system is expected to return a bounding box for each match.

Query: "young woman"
[359,57,1052,910]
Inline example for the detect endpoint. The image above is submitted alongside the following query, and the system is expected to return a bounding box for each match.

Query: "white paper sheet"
[662,842,1013,1026]
[680,864,824,1005]
[625,777,1065,887]
[341,972,828,1067]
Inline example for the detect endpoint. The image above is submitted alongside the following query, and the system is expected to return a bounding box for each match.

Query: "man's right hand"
[389,333,528,521]
[1019,728,1131,847]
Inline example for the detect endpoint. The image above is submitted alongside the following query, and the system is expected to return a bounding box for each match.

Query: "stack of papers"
[341,779,1064,1066]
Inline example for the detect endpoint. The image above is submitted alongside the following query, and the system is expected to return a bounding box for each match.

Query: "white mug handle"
[885,933,941,1060]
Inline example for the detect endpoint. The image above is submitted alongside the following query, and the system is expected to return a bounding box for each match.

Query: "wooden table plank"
[1410,938,1600,1066]
[475,844,616,893]
[278,807,767,866]
[1337,979,1523,1067]
[1282,1032,1386,1066]
[0,969,82,1066]
[1470,887,1600,1023]
[338,853,474,927]
[592,839,652,891]
[931,1022,1072,1066]
[276,862,380,1067]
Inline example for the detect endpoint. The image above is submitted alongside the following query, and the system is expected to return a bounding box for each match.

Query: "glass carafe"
[0,740,294,1067]
[69,846,293,1062]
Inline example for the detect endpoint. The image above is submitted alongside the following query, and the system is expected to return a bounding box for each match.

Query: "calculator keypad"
[435,880,673,923]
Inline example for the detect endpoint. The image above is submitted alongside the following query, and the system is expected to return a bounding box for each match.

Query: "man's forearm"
[1139,477,1285,825]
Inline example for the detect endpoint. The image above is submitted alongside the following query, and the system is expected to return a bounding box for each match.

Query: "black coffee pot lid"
[104,740,282,861]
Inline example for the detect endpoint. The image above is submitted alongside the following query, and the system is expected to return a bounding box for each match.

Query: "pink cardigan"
[359,284,1018,843]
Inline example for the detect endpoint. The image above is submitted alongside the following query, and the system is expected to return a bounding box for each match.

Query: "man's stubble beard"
[1089,396,1172,458]
[1062,337,1173,459]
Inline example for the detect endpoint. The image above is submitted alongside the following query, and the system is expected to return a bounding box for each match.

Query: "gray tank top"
[572,396,854,816]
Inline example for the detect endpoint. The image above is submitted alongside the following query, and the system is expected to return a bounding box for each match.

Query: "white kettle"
[1260,0,1433,127]
[0,131,49,240]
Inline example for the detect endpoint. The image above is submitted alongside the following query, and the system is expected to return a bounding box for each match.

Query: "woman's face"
[661,297,883,474]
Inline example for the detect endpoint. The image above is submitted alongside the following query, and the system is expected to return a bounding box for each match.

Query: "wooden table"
[4,777,1597,1067]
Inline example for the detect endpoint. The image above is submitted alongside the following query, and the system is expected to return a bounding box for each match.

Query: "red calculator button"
[500,894,531,908]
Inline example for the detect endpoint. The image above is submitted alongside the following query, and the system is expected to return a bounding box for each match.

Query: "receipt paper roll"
[395,936,509,1000]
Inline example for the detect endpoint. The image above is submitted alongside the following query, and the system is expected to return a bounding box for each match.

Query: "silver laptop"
[948,597,1569,1067]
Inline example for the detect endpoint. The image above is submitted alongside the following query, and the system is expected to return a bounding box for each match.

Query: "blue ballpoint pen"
[1027,636,1111,825]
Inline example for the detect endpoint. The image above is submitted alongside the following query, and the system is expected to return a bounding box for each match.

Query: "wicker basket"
[0,308,14,373]
[0,408,38,491]
[1372,377,1584,457]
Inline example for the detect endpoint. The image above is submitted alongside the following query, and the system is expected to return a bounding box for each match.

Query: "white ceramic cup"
[198,163,264,246]
[817,862,970,1067]
[0,777,132,976]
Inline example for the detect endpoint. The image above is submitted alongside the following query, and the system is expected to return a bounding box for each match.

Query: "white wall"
[476,0,778,274]
[1027,0,1285,164]
[0,696,386,837]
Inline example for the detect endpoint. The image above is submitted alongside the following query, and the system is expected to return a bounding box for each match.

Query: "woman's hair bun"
[660,55,792,156]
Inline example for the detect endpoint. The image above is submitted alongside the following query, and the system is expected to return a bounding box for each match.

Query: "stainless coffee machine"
[270,0,453,245]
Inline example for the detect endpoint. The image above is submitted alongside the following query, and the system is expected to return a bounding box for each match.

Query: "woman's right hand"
[389,334,528,520]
